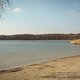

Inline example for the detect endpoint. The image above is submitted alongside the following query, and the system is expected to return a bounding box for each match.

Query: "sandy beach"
[0,55,80,80]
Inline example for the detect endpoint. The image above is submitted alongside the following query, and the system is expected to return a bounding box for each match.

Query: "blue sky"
[0,0,80,34]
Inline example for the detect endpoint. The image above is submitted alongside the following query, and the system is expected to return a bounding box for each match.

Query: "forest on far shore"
[0,33,80,40]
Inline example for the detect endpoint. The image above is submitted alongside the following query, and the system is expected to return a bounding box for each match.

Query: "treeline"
[0,33,80,40]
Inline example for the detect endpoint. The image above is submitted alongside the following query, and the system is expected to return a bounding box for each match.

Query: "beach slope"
[0,55,80,80]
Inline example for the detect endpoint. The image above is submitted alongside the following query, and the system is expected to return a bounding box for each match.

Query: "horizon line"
[0,33,80,36]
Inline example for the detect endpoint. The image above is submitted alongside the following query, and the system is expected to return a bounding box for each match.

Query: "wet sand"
[0,55,80,80]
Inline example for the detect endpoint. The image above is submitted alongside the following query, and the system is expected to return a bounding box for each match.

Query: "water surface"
[0,40,80,70]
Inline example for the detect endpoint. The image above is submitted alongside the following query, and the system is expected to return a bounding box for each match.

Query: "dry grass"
[71,39,80,44]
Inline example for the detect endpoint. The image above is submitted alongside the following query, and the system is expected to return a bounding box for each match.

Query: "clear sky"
[0,0,80,35]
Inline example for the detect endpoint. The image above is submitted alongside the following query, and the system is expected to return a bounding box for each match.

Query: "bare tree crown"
[0,0,10,17]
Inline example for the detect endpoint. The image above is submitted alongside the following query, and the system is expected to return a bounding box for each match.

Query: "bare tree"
[0,0,10,17]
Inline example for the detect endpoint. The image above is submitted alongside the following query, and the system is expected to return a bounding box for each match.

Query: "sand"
[0,55,80,80]
[70,39,80,44]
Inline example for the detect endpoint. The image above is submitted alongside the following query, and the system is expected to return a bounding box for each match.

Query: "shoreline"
[0,54,80,80]
[0,54,79,73]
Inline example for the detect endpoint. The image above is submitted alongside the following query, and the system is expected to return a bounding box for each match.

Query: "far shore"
[0,54,80,80]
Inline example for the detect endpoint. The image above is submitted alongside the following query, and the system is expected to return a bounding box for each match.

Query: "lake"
[0,40,80,70]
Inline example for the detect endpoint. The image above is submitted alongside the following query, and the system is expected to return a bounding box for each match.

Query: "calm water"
[0,40,80,70]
